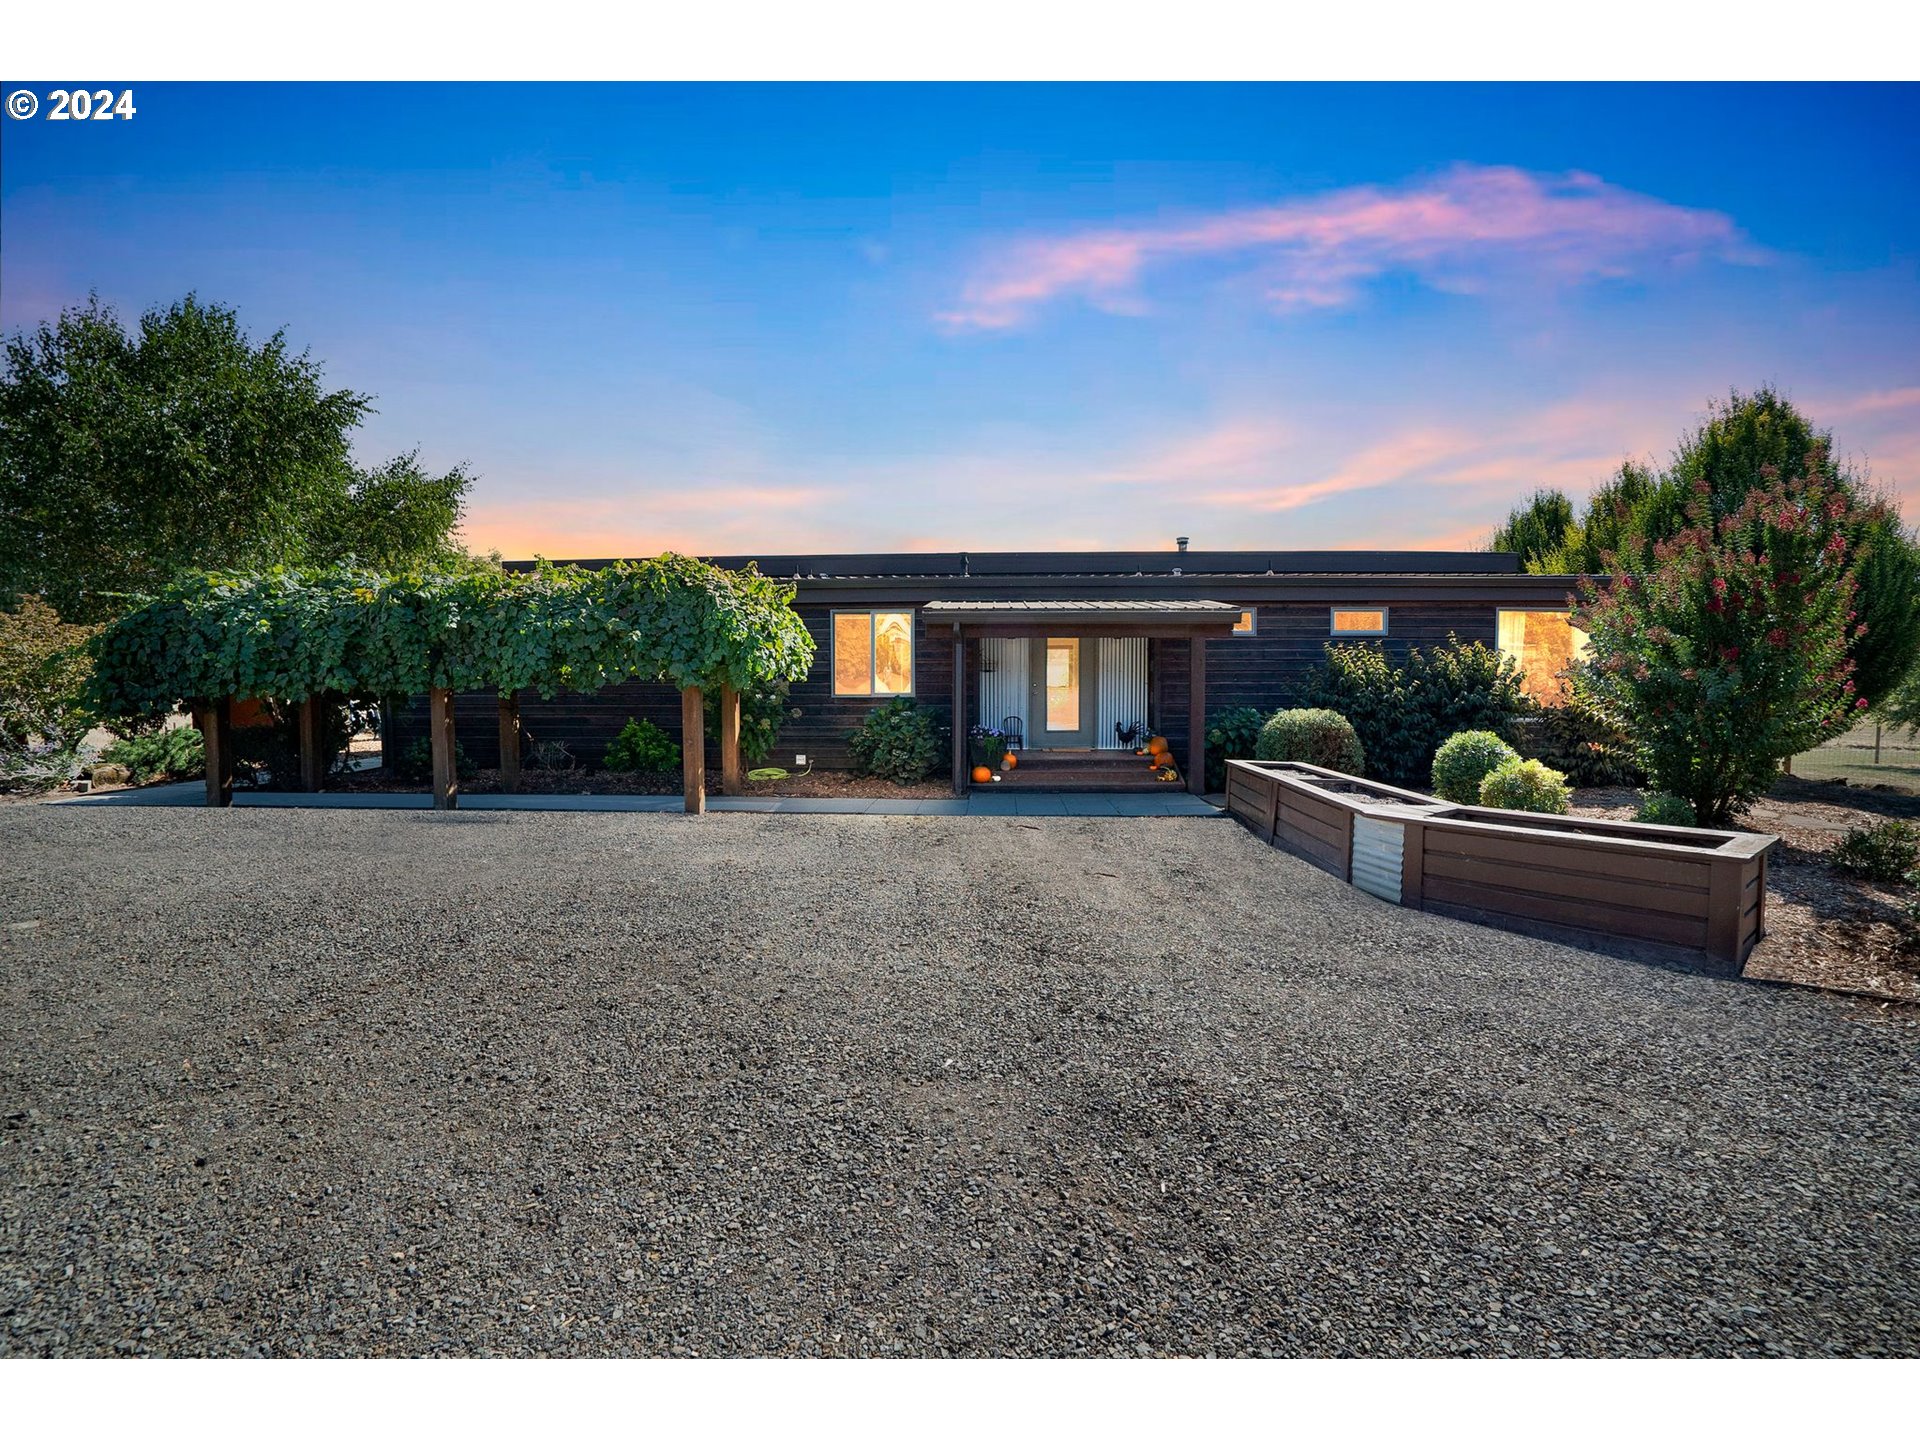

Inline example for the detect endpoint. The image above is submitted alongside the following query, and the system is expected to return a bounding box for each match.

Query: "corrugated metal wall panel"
[978,638,1029,740]
[1095,638,1149,750]
[1351,816,1405,904]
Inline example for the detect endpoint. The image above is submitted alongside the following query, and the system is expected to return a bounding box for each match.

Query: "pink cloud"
[462,485,843,558]
[938,164,1762,331]
[1824,386,1920,418]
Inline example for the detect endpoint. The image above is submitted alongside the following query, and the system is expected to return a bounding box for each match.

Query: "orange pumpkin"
[971,765,992,783]
[1003,752,1017,769]
[1147,736,1169,755]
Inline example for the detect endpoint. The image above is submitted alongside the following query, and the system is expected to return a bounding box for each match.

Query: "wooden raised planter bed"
[1225,760,1777,973]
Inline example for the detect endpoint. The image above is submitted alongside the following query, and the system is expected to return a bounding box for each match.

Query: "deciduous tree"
[1577,452,1866,824]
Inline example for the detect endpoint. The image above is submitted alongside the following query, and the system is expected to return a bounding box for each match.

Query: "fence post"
[1875,723,1883,766]
[498,694,522,794]
[719,683,742,795]
[429,687,458,810]
[682,685,706,815]
[196,697,234,808]
[297,696,324,792]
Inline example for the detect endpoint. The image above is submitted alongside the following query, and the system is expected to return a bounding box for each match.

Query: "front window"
[1498,610,1591,705]
[832,610,915,696]
[1331,608,1388,636]
[1231,608,1257,635]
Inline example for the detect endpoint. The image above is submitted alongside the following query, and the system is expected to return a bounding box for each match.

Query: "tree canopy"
[1488,388,1920,704]
[1576,448,1865,824]
[0,294,472,621]
[86,555,817,724]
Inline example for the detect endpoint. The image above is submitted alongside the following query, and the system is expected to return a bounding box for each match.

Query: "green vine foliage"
[87,555,817,724]
[705,677,792,765]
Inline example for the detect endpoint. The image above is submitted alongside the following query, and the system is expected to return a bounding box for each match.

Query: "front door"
[1029,636,1098,748]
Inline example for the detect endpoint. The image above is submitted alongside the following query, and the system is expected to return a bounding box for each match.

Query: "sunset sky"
[4,82,1917,558]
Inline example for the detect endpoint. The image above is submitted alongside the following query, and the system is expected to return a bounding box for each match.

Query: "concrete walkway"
[55,781,1225,818]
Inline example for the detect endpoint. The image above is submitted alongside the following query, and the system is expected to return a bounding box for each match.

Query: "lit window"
[833,610,914,696]
[1331,608,1388,635]
[1498,610,1592,705]
[1231,608,1257,635]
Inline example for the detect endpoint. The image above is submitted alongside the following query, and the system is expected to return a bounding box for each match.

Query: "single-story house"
[390,546,1590,794]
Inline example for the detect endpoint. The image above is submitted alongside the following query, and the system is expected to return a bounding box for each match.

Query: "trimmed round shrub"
[1478,757,1572,814]
[1431,729,1520,803]
[1253,708,1366,775]
[1633,791,1698,828]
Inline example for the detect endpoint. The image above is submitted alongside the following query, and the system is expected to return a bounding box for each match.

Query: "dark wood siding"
[391,605,957,771]
[391,600,1506,772]
[1152,602,1498,772]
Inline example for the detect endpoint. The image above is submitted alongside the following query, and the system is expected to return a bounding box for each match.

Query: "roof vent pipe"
[1176,536,1189,552]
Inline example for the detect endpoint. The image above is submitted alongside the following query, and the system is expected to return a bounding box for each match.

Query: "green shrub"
[1,743,83,795]
[1633,791,1698,827]
[1253,708,1366,774]
[1513,689,1645,787]
[395,735,476,783]
[100,726,205,784]
[1831,821,1920,883]
[1204,706,1269,792]
[1296,636,1528,788]
[1431,730,1521,803]
[848,698,946,784]
[1,597,99,753]
[604,716,682,773]
[1478,757,1572,814]
[705,679,793,765]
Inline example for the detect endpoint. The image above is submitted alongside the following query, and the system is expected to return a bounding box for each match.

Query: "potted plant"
[968,724,1008,769]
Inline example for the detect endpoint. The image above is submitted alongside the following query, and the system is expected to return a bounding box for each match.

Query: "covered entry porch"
[923,599,1242,797]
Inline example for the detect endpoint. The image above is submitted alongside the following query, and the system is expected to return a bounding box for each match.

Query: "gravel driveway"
[2,806,1915,1356]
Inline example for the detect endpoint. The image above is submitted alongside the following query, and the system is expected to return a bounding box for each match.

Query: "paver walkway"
[56,781,1223,817]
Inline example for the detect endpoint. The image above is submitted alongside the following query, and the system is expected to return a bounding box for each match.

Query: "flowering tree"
[1576,451,1869,825]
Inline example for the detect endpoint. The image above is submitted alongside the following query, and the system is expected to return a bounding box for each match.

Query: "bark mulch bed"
[1572,777,1920,1006]
[328,766,951,800]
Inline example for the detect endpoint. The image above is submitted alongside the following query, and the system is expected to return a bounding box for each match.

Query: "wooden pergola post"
[296,696,324,792]
[196,697,234,808]
[429,686,459,810]
[719,683,742,794]
[951,623,966,797]
[1187,635,1208,797]
[498,693,522,794]
[681,685,706,814]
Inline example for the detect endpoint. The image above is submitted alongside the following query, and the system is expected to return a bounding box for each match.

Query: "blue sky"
[4,82,1917,557]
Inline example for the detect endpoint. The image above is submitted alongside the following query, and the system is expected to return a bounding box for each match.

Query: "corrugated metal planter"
[1225,759,1778,974]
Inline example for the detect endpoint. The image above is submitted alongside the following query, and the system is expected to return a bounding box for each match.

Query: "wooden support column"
[1187,634,1208,796]
[719,683,742,795]
[951,624,967,797]
[429,686,458,810]
[196,697,233,808]
[296,696,324,792]
[498,693,522,794]
[682,685,706,815]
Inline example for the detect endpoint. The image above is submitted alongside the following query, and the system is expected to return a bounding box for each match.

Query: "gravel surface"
[2,806,1915,1357]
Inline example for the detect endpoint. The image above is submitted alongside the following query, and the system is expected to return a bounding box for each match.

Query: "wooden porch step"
[975,749,1178,792]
